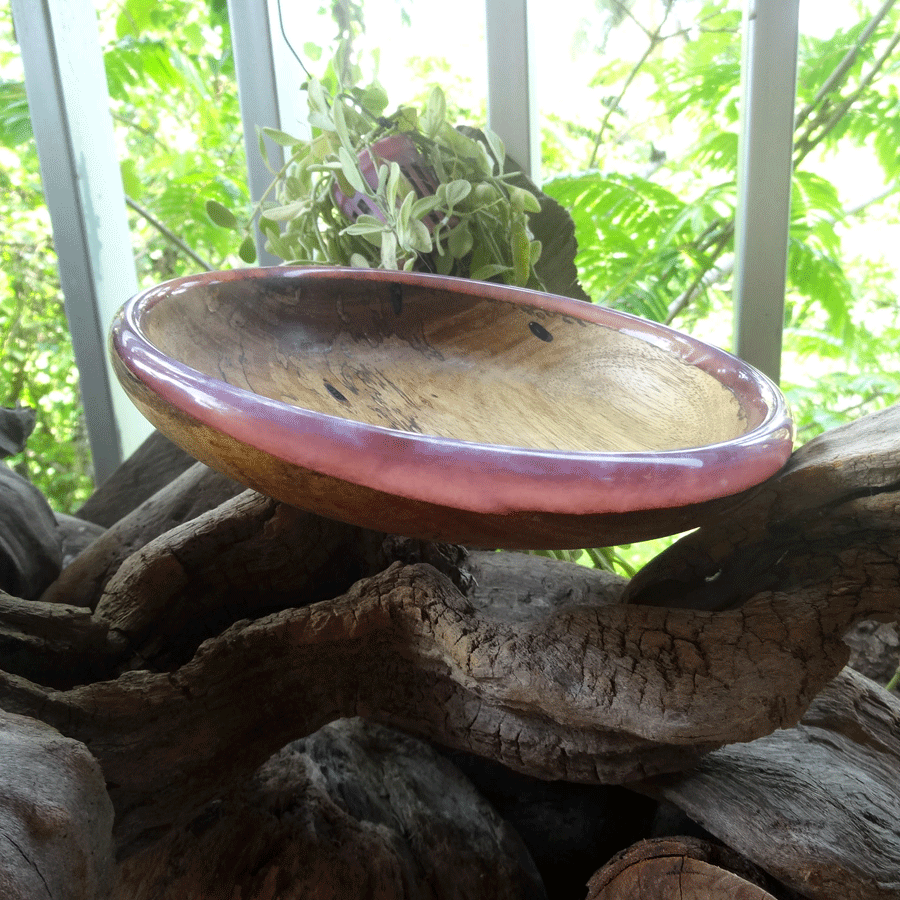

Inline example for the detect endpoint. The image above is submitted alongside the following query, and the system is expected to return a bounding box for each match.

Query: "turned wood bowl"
[111,267,793,548]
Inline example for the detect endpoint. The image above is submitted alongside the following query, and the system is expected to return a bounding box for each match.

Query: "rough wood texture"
[75,429,196,528]
[587,838,779,899]
[113,719,546,900]
[625,402,900,612]
[0,463,62,600]
[54,513,106,568]
[3,405,900,895]
[41,461,245,611]
[139,271,748,453]
[0,709,114,900]
[638,668,900,900]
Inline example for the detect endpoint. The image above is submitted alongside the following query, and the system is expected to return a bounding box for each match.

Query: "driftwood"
[74,430,197,528]
[0,463,62,600]
[637,667,900,900]
[112,718,546,900]
[2,405,900,896]
[587,837,781,899]
[0,709,114,900]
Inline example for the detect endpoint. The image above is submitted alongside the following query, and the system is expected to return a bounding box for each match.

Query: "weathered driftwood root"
[625,402,900,612]
[2,405,900,875]
[0,709,114,900]
[112,718,547,900]
[636,667,900,900]
[0,537,891,857]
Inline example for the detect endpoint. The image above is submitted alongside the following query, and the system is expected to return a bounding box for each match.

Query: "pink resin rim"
[111,266,794,519]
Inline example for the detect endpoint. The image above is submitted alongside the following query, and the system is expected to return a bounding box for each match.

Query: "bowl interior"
[141,272,751,454]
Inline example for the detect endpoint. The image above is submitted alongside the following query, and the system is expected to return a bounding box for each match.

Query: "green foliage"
[100,0,248,282]
[210,71,547,289]
[0,0,245,510]
[0,160,93,510]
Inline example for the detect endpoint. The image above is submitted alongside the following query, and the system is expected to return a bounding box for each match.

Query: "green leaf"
[343,220,386,237]
[410,195,441,221]
[332,99,353,151]
[261,126,306,148]
[386,162,401,210]
[447,222,473,258]
[482,127,506,172]
[338,146,368,194]
[205,199,238,229]
[308,110,336,132]
[511,223,531,286]
[307,77,329,113]
[256,126,271,171]
[444,179,472,209]
[238,234,257,264]
[470,263,512,281]
[0,82,33,148]
[119,158,142,199]
[407,219,432,253]
[380,231,398,269]
[421,85,447,139]
[509,185,541,215]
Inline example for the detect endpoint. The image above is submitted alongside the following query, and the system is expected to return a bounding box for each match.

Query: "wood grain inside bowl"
[142,276,746,454]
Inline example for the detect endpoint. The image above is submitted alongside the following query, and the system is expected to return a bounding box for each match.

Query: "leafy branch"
[587,2,674,169]
[793,0,898,134]
[207,75,548,290]
[795,10,900,165]
[125,195,214,271]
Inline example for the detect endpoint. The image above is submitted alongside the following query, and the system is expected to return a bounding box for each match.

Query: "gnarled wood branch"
[636,667,900,900]
[2,405,900,872]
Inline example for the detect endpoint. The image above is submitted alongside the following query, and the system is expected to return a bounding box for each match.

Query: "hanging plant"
[207,75,587,300]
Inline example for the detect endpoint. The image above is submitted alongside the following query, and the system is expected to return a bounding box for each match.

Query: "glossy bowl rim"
[111,266,794,517]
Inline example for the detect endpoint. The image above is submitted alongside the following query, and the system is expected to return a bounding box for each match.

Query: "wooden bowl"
[111,267,793,548]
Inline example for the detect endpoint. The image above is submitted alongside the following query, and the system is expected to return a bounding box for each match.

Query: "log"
[112,718,547,900]
[0,546,881,856]
[637,668,900,900]
[0,709,114,900]
[625,403,900,611]
[587,837,779,899]
[40,462,245,611]
[0,590,125,688]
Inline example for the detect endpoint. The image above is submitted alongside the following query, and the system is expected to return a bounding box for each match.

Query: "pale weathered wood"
[587,838,778,899]
[40,461,245,610]
[112,719,547,900]
[0,709,114,900]
[638,668,900,900]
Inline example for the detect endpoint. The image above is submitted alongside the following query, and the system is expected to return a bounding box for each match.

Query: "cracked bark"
[2,407,900,896]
